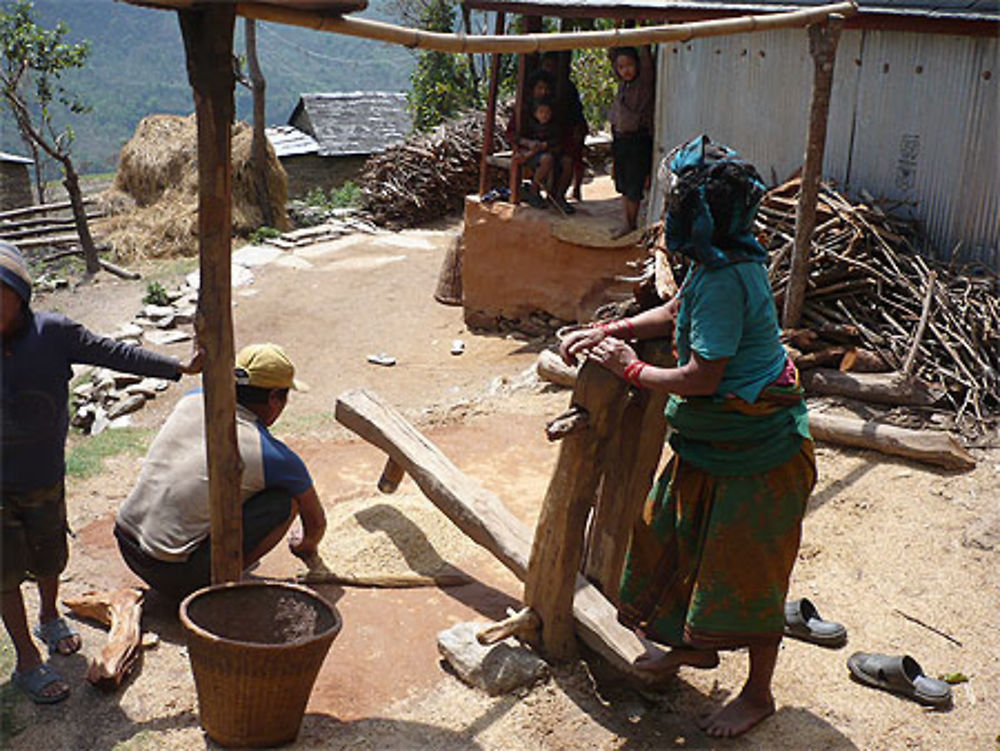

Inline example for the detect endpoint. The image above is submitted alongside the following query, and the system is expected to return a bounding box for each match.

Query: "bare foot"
[698,691,776,738]
[633,646,720,676]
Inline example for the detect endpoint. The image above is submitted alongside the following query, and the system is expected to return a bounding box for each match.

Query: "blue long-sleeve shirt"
[2,310,182,492]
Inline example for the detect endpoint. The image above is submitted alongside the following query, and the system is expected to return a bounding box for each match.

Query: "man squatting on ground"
[1,240,202,704]
[115,343,327,603]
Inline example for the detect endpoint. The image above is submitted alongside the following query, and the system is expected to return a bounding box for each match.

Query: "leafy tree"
[0,0,99,273]
[571,46,617,133]
[406,0,476,131]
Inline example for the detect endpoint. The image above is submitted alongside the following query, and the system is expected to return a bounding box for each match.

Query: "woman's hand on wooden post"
[588,337,637,378]
[559,326,605,366]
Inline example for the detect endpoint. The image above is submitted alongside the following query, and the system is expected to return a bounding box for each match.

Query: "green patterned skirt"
[618,441,816,649]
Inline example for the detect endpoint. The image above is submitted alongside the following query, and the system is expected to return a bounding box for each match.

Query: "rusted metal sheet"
[651,27,999,270]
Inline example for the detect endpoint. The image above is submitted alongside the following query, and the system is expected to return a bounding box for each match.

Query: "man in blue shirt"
[1,241,201,703]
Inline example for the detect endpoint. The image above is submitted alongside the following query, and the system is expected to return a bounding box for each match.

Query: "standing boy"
[1,241,201,703]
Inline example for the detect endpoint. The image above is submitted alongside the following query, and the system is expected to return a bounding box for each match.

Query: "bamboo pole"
[782,15,845,328]
[178,5,244,585]
[237,2,858,54]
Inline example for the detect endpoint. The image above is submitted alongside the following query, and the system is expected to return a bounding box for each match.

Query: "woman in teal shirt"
[561,136,814,739]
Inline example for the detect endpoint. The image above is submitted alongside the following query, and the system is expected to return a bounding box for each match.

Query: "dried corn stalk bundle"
[760,178,999,433]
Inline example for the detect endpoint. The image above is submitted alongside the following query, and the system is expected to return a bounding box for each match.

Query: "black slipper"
[847,652,952,708]
[784,597,847,648]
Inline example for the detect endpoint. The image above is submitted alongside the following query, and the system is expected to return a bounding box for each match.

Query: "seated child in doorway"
[540,51,589,202]
[512,97,575,214]
[609,45,655,238]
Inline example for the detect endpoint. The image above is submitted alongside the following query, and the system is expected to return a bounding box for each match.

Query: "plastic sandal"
[33,616,81,656]
[847,652,952,708]
[11,662,70,704]
[784,597,847,648]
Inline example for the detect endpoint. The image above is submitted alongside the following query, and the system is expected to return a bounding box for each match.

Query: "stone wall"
[1,162,33,210]
[282,154,367,199]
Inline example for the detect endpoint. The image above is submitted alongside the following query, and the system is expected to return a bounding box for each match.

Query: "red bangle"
[597,318,636,340]
[624,360,647,387]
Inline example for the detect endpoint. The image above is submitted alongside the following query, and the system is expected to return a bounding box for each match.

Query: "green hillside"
[0,0,416,175]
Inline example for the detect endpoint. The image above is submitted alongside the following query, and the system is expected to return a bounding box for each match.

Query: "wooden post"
[478,11,505,196]
[583,339,673,600]
[523,360,629,660]
[782,15,844,329]
[509,49,527,204]
[178,6,243,585]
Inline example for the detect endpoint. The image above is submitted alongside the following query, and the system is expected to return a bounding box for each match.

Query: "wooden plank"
[809,412,975,471]
[334,388,655,673]
[523,360,629,660]
[584,339,672,600]
[0,197,93,221]
[179,5,243,585]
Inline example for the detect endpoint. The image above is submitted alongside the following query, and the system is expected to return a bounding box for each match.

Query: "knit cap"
[0,241,31,303]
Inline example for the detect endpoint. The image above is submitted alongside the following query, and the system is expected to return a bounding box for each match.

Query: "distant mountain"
[0,0,417,175]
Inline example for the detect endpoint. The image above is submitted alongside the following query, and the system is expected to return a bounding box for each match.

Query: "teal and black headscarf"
[663,135,767,269]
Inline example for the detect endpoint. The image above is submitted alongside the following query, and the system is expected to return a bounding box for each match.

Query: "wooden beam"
[178,5,243,585]
[523,360,629,660]
[809,412,975,471]
[782,15,845,328]
[802,368,943,407]
[334,388,657,674]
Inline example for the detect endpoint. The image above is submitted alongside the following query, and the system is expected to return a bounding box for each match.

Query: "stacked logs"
[759,178,999,430]
[358,109,507,229]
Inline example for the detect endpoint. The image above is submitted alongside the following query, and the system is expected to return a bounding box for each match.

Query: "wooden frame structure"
[119,1,853,668]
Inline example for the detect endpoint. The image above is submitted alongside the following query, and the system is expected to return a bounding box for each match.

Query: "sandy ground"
[2,211,998,751]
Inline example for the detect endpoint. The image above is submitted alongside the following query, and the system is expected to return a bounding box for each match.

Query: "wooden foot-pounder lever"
[335,387,658,675]
[63,588,144,691]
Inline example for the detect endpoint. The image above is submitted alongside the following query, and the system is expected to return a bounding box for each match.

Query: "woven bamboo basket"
[179,581,341,748]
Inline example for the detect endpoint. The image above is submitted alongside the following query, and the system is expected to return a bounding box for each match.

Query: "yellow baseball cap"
[234,343,308,391]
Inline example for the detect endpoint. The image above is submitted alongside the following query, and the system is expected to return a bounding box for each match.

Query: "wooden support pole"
[478,12,505,196]
[782,15,844,328]
[583,339,673,600]
[178,5,243,585]
[523,360,629,661]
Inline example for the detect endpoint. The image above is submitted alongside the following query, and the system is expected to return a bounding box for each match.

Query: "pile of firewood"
[760,178,999,431]
[358,110,506,229]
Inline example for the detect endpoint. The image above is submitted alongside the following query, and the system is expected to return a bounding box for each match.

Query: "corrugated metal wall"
[650,27,999,271]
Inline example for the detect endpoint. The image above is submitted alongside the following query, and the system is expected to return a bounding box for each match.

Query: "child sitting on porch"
[511,97,575,214]
[609,45,655,238]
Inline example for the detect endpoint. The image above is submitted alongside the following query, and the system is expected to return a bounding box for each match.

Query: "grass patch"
[65,427,153,479]
[275,410,340,437]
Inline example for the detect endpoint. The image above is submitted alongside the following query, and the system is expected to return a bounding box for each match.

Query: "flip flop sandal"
[11,662,70,704]
[847,652,952,708]
[784,597,847,648]
[33,616,81,656]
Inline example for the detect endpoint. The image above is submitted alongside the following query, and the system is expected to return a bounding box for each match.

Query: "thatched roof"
[288,92,412,157]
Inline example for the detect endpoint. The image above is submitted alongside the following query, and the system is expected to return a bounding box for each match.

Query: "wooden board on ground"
[334,388,655,674]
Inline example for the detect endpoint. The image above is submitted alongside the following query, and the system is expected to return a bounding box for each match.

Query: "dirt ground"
[2,212,998,751]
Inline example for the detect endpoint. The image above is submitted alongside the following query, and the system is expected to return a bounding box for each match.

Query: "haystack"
[96,114,288,259]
